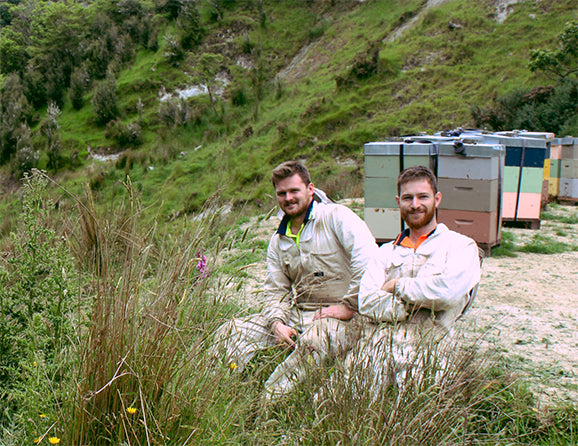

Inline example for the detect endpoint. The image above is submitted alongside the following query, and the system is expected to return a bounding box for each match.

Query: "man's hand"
[381,278,398,294]
[313,304,355,321]
[271,321,297,348]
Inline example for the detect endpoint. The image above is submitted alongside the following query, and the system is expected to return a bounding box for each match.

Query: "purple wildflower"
[195,252,208,278]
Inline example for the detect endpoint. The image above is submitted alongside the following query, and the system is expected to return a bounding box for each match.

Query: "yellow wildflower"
[229,362,238,371]
[33,438,41,444]
[126,407,137,415]
[39,414,47,418]
[48,437,60,444]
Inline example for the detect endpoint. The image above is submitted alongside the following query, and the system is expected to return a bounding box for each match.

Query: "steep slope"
[0,0,575,224]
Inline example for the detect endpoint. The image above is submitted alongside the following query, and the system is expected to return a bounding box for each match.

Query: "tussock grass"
[239,329,577,445]
[518,234,578,255]
[491,230,518,257]
[541,211,578,225]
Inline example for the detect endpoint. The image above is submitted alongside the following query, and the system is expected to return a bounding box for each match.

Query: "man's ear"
[307,182,315,194]
[395,195,400,207]
[434,191,442,208]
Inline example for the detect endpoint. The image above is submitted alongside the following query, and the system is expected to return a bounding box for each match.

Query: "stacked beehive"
[547,138,565,200]
[364,141,435,241]
[436,142,504,251]
[559,137,578,202]
[473,134,548,228]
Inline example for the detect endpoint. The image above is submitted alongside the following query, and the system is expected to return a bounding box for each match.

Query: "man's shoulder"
[436,224,478,248]
[312,200,358,220]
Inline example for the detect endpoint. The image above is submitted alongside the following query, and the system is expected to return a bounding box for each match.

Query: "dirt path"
[459,216,578,406]
[236,203,578,407]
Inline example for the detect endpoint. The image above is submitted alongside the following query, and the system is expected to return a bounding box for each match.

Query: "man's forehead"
[399,178,435,195]
[276,173,308,189]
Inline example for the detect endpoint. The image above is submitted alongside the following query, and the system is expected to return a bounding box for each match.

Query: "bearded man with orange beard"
[336,165,482,397]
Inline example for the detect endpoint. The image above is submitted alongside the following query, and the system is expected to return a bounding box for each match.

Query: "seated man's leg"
[264,314,364,400]
[211,313,276,372]
[340,324,447,401]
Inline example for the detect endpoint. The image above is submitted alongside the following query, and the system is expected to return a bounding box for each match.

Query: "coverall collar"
[394,223,449,249]
[276,199,315,235]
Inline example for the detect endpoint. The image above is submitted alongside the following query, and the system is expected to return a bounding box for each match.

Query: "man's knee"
[298,317,363,357]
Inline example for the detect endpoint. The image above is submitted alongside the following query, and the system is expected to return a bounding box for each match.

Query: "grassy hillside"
[0,0,576,229]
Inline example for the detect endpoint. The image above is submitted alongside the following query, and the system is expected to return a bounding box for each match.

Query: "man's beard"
[402,206,436,230]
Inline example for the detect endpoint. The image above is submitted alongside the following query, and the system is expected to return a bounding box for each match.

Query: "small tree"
[13,123,39,177]
[163,32,185,67]
[92,76,120,125]
[69,66,90,110]
[41,101,62,170]
[196,52,224,116]
[0,29,27,75]
[179,0,203,49]
[529,21,578,80]
[0,74,32,164]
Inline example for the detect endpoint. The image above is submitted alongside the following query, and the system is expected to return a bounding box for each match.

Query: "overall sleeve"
[331,207,379,311]
[261,235,294,327]
[358,245,408,322]
[397,237,481,312]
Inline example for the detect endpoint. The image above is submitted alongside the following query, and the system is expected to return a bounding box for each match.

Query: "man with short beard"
[346,165,482,395]
[212,160,378,400]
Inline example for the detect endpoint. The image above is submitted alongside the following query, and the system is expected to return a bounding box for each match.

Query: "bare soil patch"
[459,206,578,407]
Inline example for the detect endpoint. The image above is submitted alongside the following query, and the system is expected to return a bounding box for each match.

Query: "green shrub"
[0,170,79,429]
[158,97,190,127]
[471,79,578,134]
[92,77,120,125]
[163,32,185,66]
[69,66,90,110]
[105,119,143,147]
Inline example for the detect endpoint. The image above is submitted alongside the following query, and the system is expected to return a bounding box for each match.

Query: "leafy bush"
[471,79,578,134]
[92,77,120,125]
[158,97,190,127]
[11,123,39,177]
[69,66,90,110]
[163,32,185,66]
[230,85,248,106]
[105,119,143,147]
[0,171,79,429]
[0,74,33,164]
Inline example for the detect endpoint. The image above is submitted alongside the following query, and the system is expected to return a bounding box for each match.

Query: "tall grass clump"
[541,210,578,225]
[0,171,267,444]
[58,179,263,444]
[491,230,518,257]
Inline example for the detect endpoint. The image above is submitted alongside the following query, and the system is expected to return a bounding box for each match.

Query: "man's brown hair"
[397,165,438,194]
[271,161,312,187]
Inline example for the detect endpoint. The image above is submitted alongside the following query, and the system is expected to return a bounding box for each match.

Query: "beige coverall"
[338,223,482,398]
[213,194,378,399]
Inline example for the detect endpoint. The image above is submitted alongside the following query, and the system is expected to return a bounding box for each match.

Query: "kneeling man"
[213,161,378,400]
[350,166,481,394]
